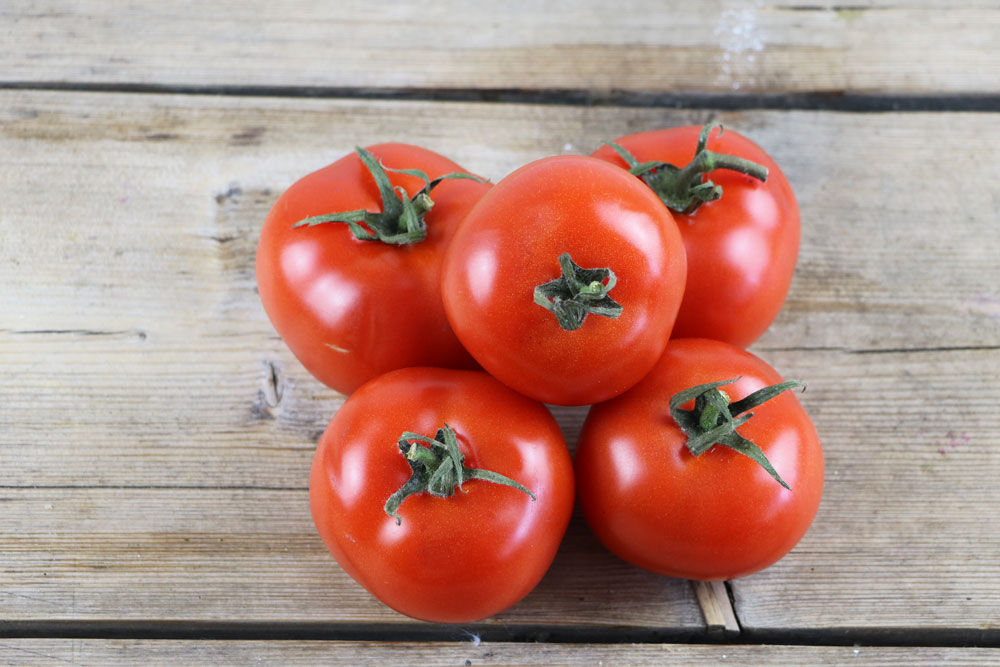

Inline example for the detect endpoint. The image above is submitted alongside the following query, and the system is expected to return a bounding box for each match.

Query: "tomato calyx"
[605,124,769,215]
[384,424,536,525]
[669,378,804,489]
[292,146,487,245]
[533,252,623,331]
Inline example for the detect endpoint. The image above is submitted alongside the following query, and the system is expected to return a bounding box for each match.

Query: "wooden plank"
[0,488,698,625]
[692,581,740,633]
[2,91,999,630]
[731,347,1000,630]
[2,92,997,487]
[3,1,1000,95]
[0,641,997,666]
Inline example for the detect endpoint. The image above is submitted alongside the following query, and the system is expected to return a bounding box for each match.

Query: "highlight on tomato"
[309,367,575,623]
[256,143,491,395]
[441,155,687,406]
[575,338,824,581]
[592,124,800,348]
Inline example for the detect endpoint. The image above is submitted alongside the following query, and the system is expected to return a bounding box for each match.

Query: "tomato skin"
[575,339,823,581]
[309,367,575,622]
[256,144,491,395]
[592,127,799,348]
[441,155,687,406]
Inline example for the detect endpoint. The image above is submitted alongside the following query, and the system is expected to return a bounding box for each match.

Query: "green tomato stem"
[384,424,535,525]
[533,252,623,331]
[292,147,486,245]
[605,123,769,215]
[669,378,804,488]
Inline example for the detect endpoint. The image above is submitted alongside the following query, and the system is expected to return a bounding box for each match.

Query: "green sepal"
[604,123,769,215]
[533,252,622,331]
[669,378,805,488]
[384,424,535,525]
[293,147,487,245]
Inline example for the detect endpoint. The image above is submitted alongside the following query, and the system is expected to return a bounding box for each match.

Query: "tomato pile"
[256,125,823,623]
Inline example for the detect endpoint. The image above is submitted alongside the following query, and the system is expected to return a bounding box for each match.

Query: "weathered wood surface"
[4,1,1000,96]
[1,641,998,666]
[2,91,999,634]
[692,581,740,633]
[734,347,1000,631]
[0,491,701,626]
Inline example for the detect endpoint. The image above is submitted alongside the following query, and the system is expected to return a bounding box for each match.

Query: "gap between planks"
[0,622,998,649]
[4,82,1000,112]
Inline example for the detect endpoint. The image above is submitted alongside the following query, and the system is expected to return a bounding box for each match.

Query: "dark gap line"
[851,345,1000,355]
[741,627,1000,649]
[4,81,1000,112]
[783,4,873,11]
[755,345,1000,355]
[755,346,849,353]
[0,621,997,647]
[0,485,306,491]
[2,329,148,340]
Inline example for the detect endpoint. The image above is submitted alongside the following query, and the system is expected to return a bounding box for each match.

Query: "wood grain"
[3,1,1000,95]
[2,91,999,631]
[1,640,998,666]
[0,488,699,626]
[732,347,1000,630]
[692,581,740,633]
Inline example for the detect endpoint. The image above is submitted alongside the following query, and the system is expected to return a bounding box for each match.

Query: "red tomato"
[575,338,823,581]
[256,144,491,394]
[310,367,574,622]
[592,125,799,348]
[441,155,687,406]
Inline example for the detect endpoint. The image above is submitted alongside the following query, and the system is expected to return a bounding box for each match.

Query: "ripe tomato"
[309,367,574,622]
[441,155,687,406]
[575,338,823,581]
[256,143,491,395]
[592,125,799,348]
